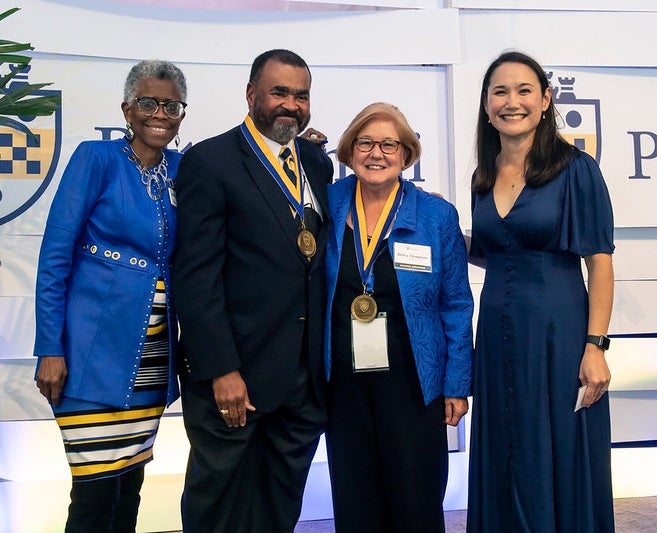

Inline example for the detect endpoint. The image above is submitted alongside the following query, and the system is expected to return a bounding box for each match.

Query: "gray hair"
[123,59,187,103]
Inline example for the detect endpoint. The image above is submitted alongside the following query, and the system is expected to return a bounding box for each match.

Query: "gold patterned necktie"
[279,146,298,189]
[279,146,320,235]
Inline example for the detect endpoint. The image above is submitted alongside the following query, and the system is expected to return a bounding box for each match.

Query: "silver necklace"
[123,144,173,201]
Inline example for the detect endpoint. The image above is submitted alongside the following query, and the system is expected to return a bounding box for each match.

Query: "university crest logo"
[550,72,602,163]
[0,64,62,226]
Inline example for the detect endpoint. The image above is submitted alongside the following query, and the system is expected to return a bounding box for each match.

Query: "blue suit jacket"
[34,139,181,408]
[324,175,474,404]
[172,126,333,413]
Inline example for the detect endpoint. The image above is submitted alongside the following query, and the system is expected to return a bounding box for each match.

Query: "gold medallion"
[297,229,316,259]
[351,293,378,323]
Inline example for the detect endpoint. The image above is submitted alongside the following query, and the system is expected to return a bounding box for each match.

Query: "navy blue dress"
[467,151,615,532]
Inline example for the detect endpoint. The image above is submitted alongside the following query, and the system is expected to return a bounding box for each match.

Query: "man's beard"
[251,100,310,144]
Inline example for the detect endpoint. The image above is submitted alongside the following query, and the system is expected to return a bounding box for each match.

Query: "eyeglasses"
[354,138,401,155]
[133,97,187,119]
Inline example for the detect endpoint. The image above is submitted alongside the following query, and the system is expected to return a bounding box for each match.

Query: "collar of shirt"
[259,133,324,220]
[261,136,293,162]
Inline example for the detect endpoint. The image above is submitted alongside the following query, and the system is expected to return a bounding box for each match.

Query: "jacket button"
[298,316,306,322]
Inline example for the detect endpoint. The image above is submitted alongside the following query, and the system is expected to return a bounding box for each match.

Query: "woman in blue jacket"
[33,60,187,532]
[324,102,474,532]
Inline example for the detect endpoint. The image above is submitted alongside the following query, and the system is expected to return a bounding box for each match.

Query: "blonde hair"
[336,102,421,170]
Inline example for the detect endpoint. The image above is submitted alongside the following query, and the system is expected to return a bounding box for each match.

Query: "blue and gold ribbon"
[240,114,303,217]
[352,178,403,293]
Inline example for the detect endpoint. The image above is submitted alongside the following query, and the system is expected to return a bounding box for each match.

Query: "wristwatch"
[585,335,611,351]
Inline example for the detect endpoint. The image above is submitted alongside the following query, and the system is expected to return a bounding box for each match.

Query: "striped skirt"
[54,279,170,481]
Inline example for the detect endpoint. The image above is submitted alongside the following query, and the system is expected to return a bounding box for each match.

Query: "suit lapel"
[239,133,315,264]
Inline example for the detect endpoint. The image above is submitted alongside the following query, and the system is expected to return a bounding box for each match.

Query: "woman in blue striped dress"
[33,59,187,532]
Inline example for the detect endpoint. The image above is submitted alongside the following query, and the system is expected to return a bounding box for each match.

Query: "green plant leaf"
[0,53,32,63]
[0,42,33,54]
[0,95,60,116]
[0,115,36,137]
[0,67,21,90]
[0,5,60,134]
[0,6,59,141]
[0,81,53,102]
[0,8,20,23]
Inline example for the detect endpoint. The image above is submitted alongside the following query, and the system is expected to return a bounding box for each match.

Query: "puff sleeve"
[559,151,614,256]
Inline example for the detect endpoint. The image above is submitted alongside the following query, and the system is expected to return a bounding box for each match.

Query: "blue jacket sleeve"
[34,142,106,357]
[439,204,474,398]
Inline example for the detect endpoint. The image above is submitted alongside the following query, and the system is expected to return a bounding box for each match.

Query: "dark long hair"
[473,51,576,193]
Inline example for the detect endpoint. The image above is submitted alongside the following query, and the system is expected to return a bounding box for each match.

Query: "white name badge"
[351,312,389,372]
[393,242,431,272]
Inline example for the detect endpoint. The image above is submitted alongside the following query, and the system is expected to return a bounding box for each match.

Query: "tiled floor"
[294,496,657,532]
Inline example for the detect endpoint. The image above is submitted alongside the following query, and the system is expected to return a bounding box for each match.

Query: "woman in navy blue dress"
[466,51,615,532]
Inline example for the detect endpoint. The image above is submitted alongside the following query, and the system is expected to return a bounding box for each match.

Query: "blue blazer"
[34,138,181,408]
[324,175,474,404]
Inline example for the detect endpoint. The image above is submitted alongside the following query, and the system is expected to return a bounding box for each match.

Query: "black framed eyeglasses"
[354,137,402,155]
[133,97,187,118]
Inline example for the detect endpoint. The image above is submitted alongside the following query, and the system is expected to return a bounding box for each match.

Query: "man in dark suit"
[172,49,333,533]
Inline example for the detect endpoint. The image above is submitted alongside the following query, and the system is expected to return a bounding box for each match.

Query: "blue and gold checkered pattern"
[0,128,56,178]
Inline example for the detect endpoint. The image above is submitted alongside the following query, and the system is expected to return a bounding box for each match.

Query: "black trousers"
[180,363,326,533]
[65,466,145,533]
[326,362,448,533]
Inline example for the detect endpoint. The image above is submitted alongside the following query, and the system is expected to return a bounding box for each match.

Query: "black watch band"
[585,335,610,351]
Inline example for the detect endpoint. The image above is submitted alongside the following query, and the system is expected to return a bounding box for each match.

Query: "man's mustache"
[274,110,300,120]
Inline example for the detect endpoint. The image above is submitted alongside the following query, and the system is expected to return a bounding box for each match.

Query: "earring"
[487,117,491,124]
[125,122,134,141]
[542,112,546,120]
[174,134,180,150]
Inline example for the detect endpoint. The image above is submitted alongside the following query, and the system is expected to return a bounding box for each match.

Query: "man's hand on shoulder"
[300,128,328,148]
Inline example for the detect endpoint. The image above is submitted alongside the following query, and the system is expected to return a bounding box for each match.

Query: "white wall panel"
[610,392,657,443]
[0,359,47,419]
[0,236,40,296]
[299,0,442,6]
[6,2,459,66]
[608,340,657,392]
[453,0,657,11]
[460,11,657,67]
[612,231,657,281]
[611,281,657,336]
[0,297,35,359]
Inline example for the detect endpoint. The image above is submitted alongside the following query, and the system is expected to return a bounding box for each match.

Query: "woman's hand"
[580,253,614,407]
[579,345,611,407]
[444,396,469,426]
[36,356,68,407]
